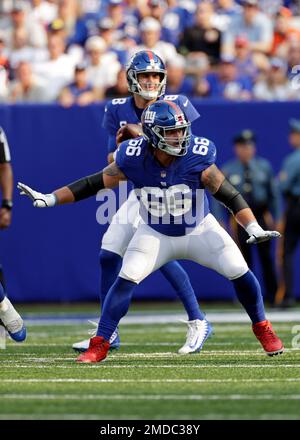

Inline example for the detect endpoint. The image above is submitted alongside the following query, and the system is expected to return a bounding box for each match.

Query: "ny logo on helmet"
[144,110,156,123]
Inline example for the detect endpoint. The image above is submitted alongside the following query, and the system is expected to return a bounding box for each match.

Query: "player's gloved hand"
[17,182,57,208]
[245,221,281,244]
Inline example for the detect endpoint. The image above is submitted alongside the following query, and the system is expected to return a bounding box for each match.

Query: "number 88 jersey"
[115,133,217,237]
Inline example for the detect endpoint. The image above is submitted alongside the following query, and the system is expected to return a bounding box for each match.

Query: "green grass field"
[0,303,300,420]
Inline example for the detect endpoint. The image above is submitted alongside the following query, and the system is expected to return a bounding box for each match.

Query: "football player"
[0,127,26,343]
[18,100,284,362]
[73,50,208,355]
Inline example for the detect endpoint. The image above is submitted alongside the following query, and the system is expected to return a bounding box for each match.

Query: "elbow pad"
[213,179,249,215]
[67,171,105,201]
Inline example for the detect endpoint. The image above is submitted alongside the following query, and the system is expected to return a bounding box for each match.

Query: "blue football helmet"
[142,100,191,156]
[126,50,167,100]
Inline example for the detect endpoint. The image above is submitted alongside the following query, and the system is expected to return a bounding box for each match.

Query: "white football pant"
[119,213,249,284]
[101,191,140,257]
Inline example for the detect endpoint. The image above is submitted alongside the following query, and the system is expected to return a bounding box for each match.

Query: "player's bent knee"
[225,264,249,281]
[119,252,151,284]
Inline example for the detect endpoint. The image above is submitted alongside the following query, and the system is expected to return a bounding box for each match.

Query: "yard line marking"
[1,350,298,362]
[2,394,300,401]
[23,310,300,325]
[7,340,272,349]
[2,378,300,384]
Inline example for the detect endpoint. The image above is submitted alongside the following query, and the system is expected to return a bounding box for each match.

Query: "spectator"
[4,1,48,49]
[133,17,177,64]
[0,35,9,70]
[47,17,83,65]
[196,56,252,100]
[148,0,192,46]
[85,36,121,93]
[234,35,268,83]
[214,0,242,32]
[258,0,285,17]
[55,0,89,47]
[222,0,273,56]
[105,67,128,98]
[253,57,298,100]
[58,62,96,107]
[106,0,139,42]
[98,17,129,66]
[8,26,47,73]
[287,41,300,72]
[287,42,300,92]
[165,54,195,96]
[28,0,58,28]
[272,7,300,57]
[8,61,48,102]
[179,1,221,64]
[32,33,76,101]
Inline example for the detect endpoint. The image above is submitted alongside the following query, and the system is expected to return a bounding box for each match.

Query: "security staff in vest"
[220,130,280,305]
[279,118,300,307]
[0,126,13,287]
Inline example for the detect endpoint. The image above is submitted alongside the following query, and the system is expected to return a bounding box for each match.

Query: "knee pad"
[120,233,160,284]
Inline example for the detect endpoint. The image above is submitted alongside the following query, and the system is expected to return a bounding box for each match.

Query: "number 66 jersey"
[115,134,217,237]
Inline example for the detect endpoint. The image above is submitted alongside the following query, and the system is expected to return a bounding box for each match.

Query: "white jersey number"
[141,184,192,217]
[164,95,179,101]
[126,138,143,156]
[192,137,209,156]
[112,98,127,105]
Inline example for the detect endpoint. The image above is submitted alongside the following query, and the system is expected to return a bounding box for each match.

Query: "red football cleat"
[76,336,110,363]
[252,320,284,356]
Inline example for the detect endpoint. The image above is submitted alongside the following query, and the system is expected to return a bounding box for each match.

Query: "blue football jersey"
[115,134,217,236]
[102,95,200,153]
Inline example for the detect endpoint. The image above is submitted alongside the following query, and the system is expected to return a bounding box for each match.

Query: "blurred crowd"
[0,0,300,105]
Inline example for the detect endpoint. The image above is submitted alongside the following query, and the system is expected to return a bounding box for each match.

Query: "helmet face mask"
[153,124,191,156]
[126,51,167,100]
[142,101,191,157]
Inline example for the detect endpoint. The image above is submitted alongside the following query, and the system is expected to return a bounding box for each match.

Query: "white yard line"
[23,311,300,326]
[2,393,300,401]
[1,349,298,362]
[7,342,263,347]
[1,378,300,384]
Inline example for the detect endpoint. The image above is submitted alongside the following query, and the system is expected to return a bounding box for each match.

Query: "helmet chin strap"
[158,141,183,156]
[140,89,159,100]
[165,146,182,156]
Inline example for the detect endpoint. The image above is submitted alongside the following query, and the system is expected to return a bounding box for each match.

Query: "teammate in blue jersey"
[18,100,284,363]
[72,50,207,355]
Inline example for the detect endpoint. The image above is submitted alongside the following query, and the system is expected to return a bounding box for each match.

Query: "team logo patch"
[144,110,156,123]
[175,114,186,125]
